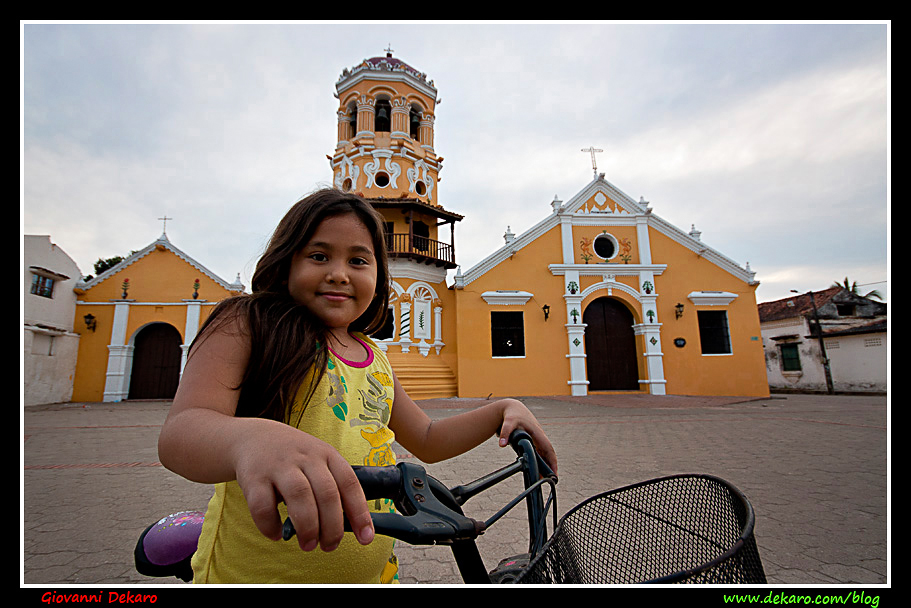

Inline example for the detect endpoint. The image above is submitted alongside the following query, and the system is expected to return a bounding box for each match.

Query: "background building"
[23,235,82,405]
[759,287,887,393]
[69,232,244,403]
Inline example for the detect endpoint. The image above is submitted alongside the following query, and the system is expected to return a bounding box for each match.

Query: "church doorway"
[583,297,640,391]
[128,323,182,400]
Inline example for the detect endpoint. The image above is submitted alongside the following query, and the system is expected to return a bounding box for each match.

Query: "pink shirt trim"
[327,334,375,368]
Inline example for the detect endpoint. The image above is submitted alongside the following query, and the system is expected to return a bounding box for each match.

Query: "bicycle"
[135,430,766,584]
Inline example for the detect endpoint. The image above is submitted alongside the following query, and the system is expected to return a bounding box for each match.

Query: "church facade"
[329,51,769,399]
[69,233,244,403]
[63,50,769,404]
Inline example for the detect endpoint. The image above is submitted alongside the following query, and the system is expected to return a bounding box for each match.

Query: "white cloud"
[22,22,889,304]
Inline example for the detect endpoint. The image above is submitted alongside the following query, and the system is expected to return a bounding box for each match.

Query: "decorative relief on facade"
[407,159,435,201]
[580,236,594,263]
[580,191,628,214]
[364,154,402,189]
[334,156,360,191]
[618,237,633,263]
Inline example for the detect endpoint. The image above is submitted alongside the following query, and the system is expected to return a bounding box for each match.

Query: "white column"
[399,296,412,353]
[433,300,444,354]
[182,300,203,374]
[560,214,574,264]
[103,301,133,402]
[636,214,652,265]
[565,292,588,396]
[560,209,587,394]
[634,290,666,395]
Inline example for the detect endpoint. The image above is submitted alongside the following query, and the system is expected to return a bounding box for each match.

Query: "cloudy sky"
[22,21,889,304]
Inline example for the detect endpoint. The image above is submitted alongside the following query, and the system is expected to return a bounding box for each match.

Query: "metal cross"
[582,146,603,176]
[158,215,173,235]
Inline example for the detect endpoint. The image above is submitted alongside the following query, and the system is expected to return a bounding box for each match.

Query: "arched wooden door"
[583,297,640,390]
[128,323,182,400]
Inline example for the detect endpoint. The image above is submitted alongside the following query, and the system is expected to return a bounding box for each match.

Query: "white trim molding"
[687,291,739,306]
[481,290,534,305]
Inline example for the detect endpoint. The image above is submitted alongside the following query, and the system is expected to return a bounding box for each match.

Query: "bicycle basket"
[515,474,766,584]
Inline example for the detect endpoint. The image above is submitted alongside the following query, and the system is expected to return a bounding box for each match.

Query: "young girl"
[157,188,557,584]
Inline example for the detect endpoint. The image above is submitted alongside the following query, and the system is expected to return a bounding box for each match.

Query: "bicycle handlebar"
[281,429,555,548]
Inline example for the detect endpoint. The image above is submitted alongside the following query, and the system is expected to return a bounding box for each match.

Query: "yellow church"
[68,50,769,403]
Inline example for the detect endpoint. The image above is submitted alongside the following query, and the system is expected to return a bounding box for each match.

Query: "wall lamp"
[83,313,97,332]
[675,303,685,319]
[542,304,551,321]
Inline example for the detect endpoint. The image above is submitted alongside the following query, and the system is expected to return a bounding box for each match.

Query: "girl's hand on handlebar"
[497,399,558,476]
[232,419,375,552]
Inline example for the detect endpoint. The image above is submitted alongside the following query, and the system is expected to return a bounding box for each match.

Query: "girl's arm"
[157,317,375,552]
[387,372,557,475]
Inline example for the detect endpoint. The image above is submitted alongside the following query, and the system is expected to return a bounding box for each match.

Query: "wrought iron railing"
[385,233,455,266]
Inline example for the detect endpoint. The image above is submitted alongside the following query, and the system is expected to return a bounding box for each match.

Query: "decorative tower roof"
[336,49,438,101]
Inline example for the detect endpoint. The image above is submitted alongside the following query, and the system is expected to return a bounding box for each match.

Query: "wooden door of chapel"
[128,323,182,400]
[583,297,640,391]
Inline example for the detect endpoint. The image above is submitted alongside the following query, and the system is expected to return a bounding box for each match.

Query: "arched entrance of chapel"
[583,296,640,390]
[128,323,183,400]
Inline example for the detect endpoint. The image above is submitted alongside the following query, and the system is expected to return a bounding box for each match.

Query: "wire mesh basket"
[515,474,766,584]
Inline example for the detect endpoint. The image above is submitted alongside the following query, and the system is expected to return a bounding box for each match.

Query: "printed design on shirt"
[351,371,395,467]
[380,551,399,584]
[325,358,349,422]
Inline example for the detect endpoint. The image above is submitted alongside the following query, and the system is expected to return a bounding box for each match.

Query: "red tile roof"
[758,287,842,322]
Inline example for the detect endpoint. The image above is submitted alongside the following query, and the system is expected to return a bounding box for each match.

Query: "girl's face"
[287,213,378,338]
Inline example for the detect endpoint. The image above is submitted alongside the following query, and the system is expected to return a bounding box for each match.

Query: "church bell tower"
[331,48,462,278]
[331,49,461,398]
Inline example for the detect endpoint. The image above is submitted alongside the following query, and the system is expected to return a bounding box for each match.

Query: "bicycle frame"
[443,430,557,582]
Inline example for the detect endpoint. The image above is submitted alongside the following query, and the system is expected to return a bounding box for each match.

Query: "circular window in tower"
[593,233,619,261]
[374,172,389,188]
[342,178,352,191]
[415,181,426,196]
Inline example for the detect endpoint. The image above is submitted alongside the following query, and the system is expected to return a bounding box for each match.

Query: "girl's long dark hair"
[190,188,390,423]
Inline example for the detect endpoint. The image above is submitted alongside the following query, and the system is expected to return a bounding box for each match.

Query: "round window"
[593,233,618,260]
[415,181,426,196]
[374,172,389,188]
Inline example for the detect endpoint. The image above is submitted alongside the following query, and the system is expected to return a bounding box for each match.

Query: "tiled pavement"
[22,392,888,586]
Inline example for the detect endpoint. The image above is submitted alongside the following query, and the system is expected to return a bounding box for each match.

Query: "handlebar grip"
[508,429,556,480]
[352,465,403,501]
[282,462,484,544]
[281,465,402,541]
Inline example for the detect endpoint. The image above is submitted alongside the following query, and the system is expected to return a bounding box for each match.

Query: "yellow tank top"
[191,334,399,584]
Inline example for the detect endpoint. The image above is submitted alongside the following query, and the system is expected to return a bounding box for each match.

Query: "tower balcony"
[367,197,463,271]
[386,233,456,269]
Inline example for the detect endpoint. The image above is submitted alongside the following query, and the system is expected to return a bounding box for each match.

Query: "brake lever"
[282,462,486,546]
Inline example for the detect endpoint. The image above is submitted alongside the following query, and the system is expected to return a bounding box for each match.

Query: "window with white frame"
[491,311,525,358]
[697,310,732,355]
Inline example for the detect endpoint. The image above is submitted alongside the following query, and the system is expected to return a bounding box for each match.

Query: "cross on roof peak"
[581,146,604,177]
